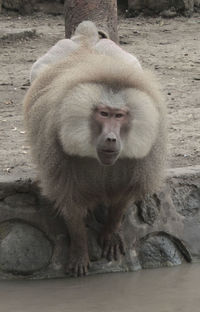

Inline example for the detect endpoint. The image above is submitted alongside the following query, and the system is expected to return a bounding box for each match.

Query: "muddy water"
[0,264,200,312]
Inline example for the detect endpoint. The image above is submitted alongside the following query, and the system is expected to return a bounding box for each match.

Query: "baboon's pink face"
[93,105,130,165]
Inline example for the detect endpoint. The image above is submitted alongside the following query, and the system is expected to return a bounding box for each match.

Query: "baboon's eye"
[115,113,124,118]
[100,111,109,117]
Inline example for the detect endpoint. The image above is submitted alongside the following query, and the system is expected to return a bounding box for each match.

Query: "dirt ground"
[0,12,199,177]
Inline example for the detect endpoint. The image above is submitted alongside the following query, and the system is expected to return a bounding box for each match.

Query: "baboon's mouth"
[97,149,120,166]
[101,149,118,154]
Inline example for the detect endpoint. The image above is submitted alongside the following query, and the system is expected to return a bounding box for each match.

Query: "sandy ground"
[0,12,199,177]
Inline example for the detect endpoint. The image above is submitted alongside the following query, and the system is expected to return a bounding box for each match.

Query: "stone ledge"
[0,166,200,279]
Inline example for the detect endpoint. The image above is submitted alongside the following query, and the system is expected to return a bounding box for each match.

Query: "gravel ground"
[0,12,199,177]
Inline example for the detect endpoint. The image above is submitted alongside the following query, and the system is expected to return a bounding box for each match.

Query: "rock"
[2,0,64,15]
[172,188,200,217]
[0,221,52,275]
[0,166,199,279]
[129,0,170,12]
[160,9,178,18]
[2,0,34,14]
[136,194,161,225]
[0,28,37,41]
[128,0,194,16]
[138,234,184,268]
[194,0,200,7]
[4,193,37,209]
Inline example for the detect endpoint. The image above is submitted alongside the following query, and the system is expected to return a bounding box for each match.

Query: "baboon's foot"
[67,249,90,277]
[99,230,126,261]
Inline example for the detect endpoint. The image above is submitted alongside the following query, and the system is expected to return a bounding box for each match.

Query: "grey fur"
[24,21,167,277]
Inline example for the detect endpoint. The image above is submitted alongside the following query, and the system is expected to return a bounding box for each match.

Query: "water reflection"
[0,264,200,312]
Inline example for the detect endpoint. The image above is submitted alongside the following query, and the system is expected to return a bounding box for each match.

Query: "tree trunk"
[64,0,118,43]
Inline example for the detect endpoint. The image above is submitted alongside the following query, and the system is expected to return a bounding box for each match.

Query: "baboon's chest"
[80,160,134,203]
